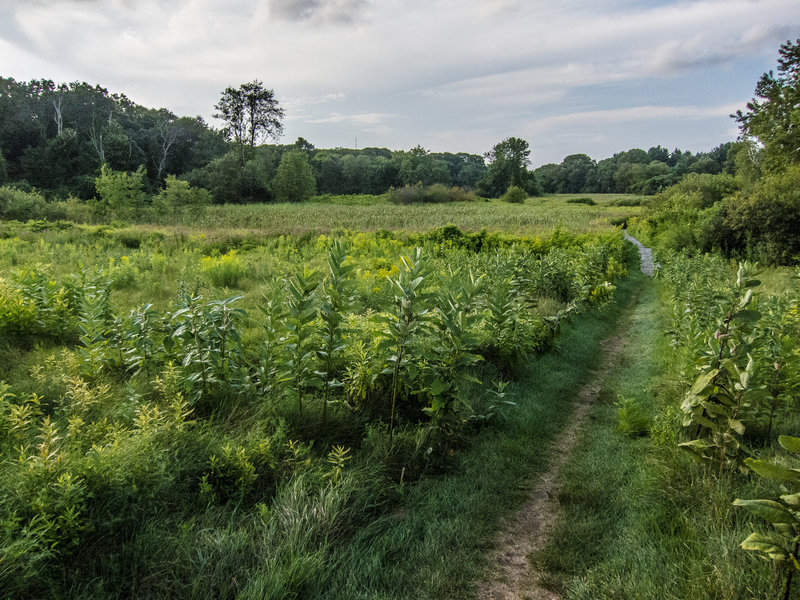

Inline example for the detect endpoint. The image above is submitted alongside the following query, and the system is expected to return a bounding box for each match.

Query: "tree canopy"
[479,137,536,197]
[734,38,800,171]
[213,80,285,150]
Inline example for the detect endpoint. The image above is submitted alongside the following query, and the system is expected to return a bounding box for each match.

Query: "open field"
[0,212,631,598]
[159,194,643,235]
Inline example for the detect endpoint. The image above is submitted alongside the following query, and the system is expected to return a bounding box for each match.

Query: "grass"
[153,194,643,236]
[0,218,632,598]
[290,248,646,599]
[535,267,795,599]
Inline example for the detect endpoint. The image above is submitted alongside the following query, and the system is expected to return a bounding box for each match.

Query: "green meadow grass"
[159,194,643,236]
[536,268,796,599]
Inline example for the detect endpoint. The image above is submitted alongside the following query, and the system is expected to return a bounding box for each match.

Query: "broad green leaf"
[734,309,762,323]
[430,379,450,396]
[690,369,719,395]
[739,532,786,556]
[679,439,714,450]
[780,493,800,507]
[733,499,796,523]
[728,419,745,435]
[779,436,800,454]
[745,458,800,483]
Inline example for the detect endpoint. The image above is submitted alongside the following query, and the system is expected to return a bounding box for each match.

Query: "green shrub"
[716,165,800,264]
[153,176,212,217]
[272,150,317,203]
[566,196,596,205]
[615,395,650,436]
[93,165,147,219]
[0,186,48,221]
[199,250,248,289]
[387,183,476,204]
[499,185,527,204]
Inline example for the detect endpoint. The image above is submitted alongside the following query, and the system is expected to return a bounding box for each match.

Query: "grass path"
[476,234,652,600]
[476,332,631,600]
[311,251,647,599]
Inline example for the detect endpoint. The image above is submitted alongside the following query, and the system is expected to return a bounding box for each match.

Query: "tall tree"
[479,137,535,197]
[734,38,800,171]
[214,80,284,163]
[273,149,316,202]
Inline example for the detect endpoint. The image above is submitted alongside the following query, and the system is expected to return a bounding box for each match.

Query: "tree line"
[1,76,739,204]
[533,144,738,196]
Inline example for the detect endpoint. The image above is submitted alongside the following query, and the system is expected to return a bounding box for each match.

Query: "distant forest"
[1,76,738,202]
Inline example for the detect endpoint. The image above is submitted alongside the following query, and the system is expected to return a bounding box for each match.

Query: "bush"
[387,183,476,204]
[0,186,48,221]
[153,176,212,217]
[200,250,247,288]
[272,150,317,203]
[716,165,800,264]
[566,196,596,205]
[499,186,527,204]
[93,165,147,219]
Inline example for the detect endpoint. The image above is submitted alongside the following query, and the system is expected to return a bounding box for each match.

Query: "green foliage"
[500,185,527,204]
[566,196,596,205]
[153,175,211,217]
[317,241,353,423]
[717,165,800,265]
[479,137,537,197]
[0,186,49,221]
[200,249,247,288]
[734,38,800,172]
[324,445,352,483]
[93,164,147,220]
[77,282,113,377]
[386,183,476,204]
[0,222,632,596]
[280,267,321,413]
[615,395,650,436]
[272,149,317,203]
[169,293,247,405]
[678,262,762,471]
[735,436,800,600]
[0,265,82,344]
[378,247,431,439]
[420,267,484,425]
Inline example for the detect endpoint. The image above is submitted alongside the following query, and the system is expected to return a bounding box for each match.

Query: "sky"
[0,0,798,166]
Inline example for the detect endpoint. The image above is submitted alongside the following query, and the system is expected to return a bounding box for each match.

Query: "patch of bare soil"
[476,334,628,600]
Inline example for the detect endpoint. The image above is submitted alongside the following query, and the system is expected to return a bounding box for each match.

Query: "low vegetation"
[0,220,627,598]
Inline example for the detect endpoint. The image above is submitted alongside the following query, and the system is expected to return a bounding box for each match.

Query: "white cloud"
[0,0,798,162]
[304,112,392,125]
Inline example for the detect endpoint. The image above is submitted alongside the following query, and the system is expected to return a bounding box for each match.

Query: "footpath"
[476,234,654,600]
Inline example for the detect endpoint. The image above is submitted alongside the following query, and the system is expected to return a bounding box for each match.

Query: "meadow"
[3,190,798,599]
[0,200,630,598]
[170,193,642,235]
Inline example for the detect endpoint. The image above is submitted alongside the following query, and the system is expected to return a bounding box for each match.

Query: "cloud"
[529,103,743,134]
[0,0,798,163]
[304,112,392,125]
[267,0,368,24]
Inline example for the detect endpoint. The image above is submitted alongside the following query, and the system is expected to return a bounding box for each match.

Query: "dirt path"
[475,333,628,600]
[476,236,651,600]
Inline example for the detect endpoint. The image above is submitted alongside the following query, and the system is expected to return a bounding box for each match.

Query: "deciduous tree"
[214,80,284,163]
[734,38,800,171]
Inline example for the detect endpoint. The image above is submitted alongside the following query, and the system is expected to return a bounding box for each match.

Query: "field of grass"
[154,194,643,236]
[7,190,796,599]
[0,208,632,598]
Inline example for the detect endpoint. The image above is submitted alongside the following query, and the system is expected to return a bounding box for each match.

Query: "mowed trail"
[475,235,652,600]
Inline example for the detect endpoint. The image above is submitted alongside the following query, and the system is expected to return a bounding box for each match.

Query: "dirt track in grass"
[476,235,651,600]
